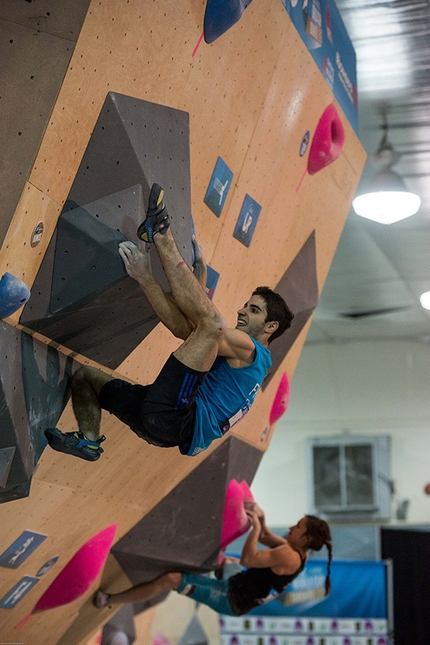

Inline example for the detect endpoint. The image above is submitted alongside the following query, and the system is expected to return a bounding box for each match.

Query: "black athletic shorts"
[98,354,207,451]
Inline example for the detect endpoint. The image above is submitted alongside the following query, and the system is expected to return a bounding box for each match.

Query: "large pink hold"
[307,104,345,175]
[33,524,117,612]
[220,480,254,549]
[269,372,290,425]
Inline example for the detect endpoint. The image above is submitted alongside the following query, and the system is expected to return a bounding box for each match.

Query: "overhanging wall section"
[0,1,366,643]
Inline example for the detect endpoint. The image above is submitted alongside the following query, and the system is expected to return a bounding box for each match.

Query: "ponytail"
[324,539,332,595]
[305,515,332,596]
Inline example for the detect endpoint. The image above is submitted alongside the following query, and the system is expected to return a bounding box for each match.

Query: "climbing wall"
[0,0,366,643]
[0,0,92,245]
[20,94,194,367]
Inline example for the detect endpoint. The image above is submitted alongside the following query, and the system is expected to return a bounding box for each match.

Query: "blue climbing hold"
[0,272,31,319]
[203,0,254,44]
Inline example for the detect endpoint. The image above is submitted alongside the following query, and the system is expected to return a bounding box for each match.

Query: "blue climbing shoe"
[137,183,170,243]
[44,428,106,461]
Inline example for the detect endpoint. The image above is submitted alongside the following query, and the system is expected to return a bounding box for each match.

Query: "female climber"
[94,503,332,616]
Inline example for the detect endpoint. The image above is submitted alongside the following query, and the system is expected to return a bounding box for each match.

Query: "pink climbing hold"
[269,372,290,425]
[15,524,118,630]
[33,524,117,612]
[153,634,172,645]
[220,479,254,549]
[239,480,253,503]
[307,104,345,175]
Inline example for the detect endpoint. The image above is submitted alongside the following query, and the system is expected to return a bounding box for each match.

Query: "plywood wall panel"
[0,0,91,40]
[0,7,89,245]
[114,321,181,384]
[201,43,330,316]
[34,407,216,513]
[0,183,62,324]
[0,479,92,636]
[181,3,295,257]
[28,0,202,207]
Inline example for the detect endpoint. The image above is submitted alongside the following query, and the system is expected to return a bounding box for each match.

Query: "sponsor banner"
[247,560,388,618]
[281,0,358,133]
[220,616,388,635]
[220,636,388,645]
[219,561,389,643]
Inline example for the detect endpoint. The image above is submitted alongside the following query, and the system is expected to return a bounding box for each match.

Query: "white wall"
[252,339,430,527]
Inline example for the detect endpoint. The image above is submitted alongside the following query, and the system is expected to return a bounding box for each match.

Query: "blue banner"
[249,560,388,618]
[281,0,358,133]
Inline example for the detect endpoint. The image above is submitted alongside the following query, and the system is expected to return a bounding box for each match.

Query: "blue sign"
[206,265,220,301]
[0,530,47,569]
[0,576,39,608]
[36,555,59,577]
[204,157,234,217]
[300,130,311,156]
[249,560,388,618]
[233,195,261,248]
[281,0,358,133]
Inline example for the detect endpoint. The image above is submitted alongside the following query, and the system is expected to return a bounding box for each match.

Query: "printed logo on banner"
[0,575,39,608]
[302,0,323,47]
[219,615,389,642]
[0,530,48,569]
[323,56,335,88]
[281,565,327,607]
[204,157,234,217]
[233,195,261,248]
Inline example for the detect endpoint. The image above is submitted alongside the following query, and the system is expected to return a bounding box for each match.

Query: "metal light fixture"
[353,121,421,225]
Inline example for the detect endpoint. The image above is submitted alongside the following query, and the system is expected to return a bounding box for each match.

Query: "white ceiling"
[307,0,430,344]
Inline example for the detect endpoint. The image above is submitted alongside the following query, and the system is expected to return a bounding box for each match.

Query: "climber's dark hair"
[305,515,333,595]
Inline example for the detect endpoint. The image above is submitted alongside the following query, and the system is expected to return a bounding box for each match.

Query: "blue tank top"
[184,339,272,456]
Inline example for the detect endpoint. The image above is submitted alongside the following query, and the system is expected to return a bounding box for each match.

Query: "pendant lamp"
[353,123,420,225]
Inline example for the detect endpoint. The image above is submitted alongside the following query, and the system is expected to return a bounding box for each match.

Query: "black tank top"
[227,553,306,616]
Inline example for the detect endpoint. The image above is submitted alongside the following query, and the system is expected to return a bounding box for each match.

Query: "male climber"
[45,184,294,461]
